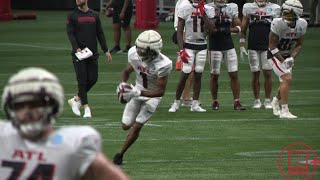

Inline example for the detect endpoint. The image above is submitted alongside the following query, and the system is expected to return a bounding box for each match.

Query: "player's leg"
[261,51,272,109]
[248,50,261,108]
[191,49,206,112]
[226,49,245,110]
[181,71,194,106]
[121,5,133,53]
[209,50,222,110]
[110,7,122,53]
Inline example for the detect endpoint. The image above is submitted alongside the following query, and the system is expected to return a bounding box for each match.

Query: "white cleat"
[252,100,262,109]
[271,98,280,116]
[190,104,206,112]
[68,97,81,116]
[280,111,297,119]
[83,107,92,118]
[169,102,180,112]
[264,100,272,109]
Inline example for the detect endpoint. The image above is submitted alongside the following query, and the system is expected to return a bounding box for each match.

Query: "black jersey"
[243,3,280,51]
[67,8,108,59]
[207,3,238,51]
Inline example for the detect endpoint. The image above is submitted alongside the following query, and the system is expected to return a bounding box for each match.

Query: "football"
[117,83,132,104]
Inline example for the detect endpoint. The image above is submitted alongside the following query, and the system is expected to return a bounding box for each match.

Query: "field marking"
[236,150,320,157]
[0,42,68,50]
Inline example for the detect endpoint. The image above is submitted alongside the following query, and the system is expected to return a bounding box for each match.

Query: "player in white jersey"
[207,0,245,111]
[268,0,307,118]
[0,67,129,180]
[169,0,216,113]
[240,0,281,109]
[113,30,172,165]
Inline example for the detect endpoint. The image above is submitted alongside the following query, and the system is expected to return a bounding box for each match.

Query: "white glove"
[116,82,129,93]
[240,47,248,61]
[283,57,294,69]
[122,85,141,102]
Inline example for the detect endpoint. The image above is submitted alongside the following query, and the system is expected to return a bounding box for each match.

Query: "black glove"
[172,30,178,44]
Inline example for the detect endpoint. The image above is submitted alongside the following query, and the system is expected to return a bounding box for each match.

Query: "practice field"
[0,11,319,180]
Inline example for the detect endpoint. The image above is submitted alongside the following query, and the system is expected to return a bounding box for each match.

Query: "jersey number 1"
[191,15,204,32]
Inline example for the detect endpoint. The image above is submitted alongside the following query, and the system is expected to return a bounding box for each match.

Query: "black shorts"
[112,5,133,28]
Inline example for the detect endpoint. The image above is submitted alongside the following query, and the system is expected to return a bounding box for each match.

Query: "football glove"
[283,57,294,69]
[122,85,141,102]
[239,47,248,61]
[198,0,206,16]
[116,82,130,93]
[179,49,190,64]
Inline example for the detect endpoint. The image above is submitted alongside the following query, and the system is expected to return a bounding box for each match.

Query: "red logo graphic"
[278,142,319,180]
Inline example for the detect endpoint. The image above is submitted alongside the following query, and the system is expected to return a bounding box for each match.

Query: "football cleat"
[169,101,180,112]
[191,102,206,112]
[264,100,272,109]
[252,100,262,109]
[211,101,219,110]
[234,101,246,111]
[181,98,193,107]
[113,153,123,165]
[271,97,280,116]
[280,110,297,119]
[83,107,92,118]
[68,97,81,116]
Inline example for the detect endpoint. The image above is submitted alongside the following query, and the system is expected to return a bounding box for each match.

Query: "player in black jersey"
[67,0,112,118]
[207,0,245,110]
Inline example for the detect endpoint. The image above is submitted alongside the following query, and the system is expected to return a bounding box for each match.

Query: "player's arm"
[240,15,249,45]
[177,17,185,50]
[268,31,285,62]
[140,75,169,97]
[66,14,79,52]
[290,36,304,59]
[230,16,242,33]
[120,64,134,82]
[83,153,130,180]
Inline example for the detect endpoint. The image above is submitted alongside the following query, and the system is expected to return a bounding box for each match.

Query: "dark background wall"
[11,0,101,10]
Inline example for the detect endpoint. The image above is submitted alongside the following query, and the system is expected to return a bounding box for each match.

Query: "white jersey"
[128,47,172,92]
[271,18,308,57]
[174,0,190,30]
[243,2,280,50]
[177,3,215,45]
[0,121,101,180]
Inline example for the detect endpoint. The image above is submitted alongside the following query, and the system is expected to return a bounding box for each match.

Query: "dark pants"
[73,57,98,105]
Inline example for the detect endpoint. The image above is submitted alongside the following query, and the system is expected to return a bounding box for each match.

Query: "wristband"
[236,26,241,33]
[240,38,246,43]
[269,48,279,55]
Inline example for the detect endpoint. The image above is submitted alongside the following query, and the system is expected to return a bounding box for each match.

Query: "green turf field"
[0,11,319,180]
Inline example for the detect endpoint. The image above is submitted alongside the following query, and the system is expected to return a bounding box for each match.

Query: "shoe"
[234,101,246,110]
[110,46,121,54]
[271,97,280,116]
[252,100,262,109]
[113,153,123,165]
[191,103,206,112]
[68,97,81,116]
[181,98,193,107]
[168,101,180,112]
[280,110,297,119]
[83,107,92,118]
[263,100,272,109]
[211,101,219,110]
[121,45,131,53]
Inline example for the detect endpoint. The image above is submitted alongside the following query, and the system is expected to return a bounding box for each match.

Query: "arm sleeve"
[95,14,108,53]
[66,13,79,52]
[242,3,249,17]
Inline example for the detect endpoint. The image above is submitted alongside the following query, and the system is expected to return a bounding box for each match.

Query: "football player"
[168,0,216,112]
[268,0,307,118]
[0,67,129,180]
[240,0,281,109]
[207,0,245,110]
[113,30,172,165]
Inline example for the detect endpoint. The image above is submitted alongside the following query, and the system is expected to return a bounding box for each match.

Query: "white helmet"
[135,30,163,63]
[255,0,268,7]
[214,0,227,7]
[2,67,64,139]
[281,0,303,24]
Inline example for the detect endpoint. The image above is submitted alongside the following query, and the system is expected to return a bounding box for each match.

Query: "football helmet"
[135,30,163,63]
[255,0,268,7]
[214,0,227,7]
[1,67,64,139]
[281,0,303,25]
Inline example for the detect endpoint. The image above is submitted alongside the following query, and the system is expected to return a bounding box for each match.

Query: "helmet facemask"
[136,46,159,63]
[282,9,298,25]
[255,0,268,7]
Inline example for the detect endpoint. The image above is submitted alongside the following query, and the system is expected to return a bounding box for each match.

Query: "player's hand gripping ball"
[116,82,132,104]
